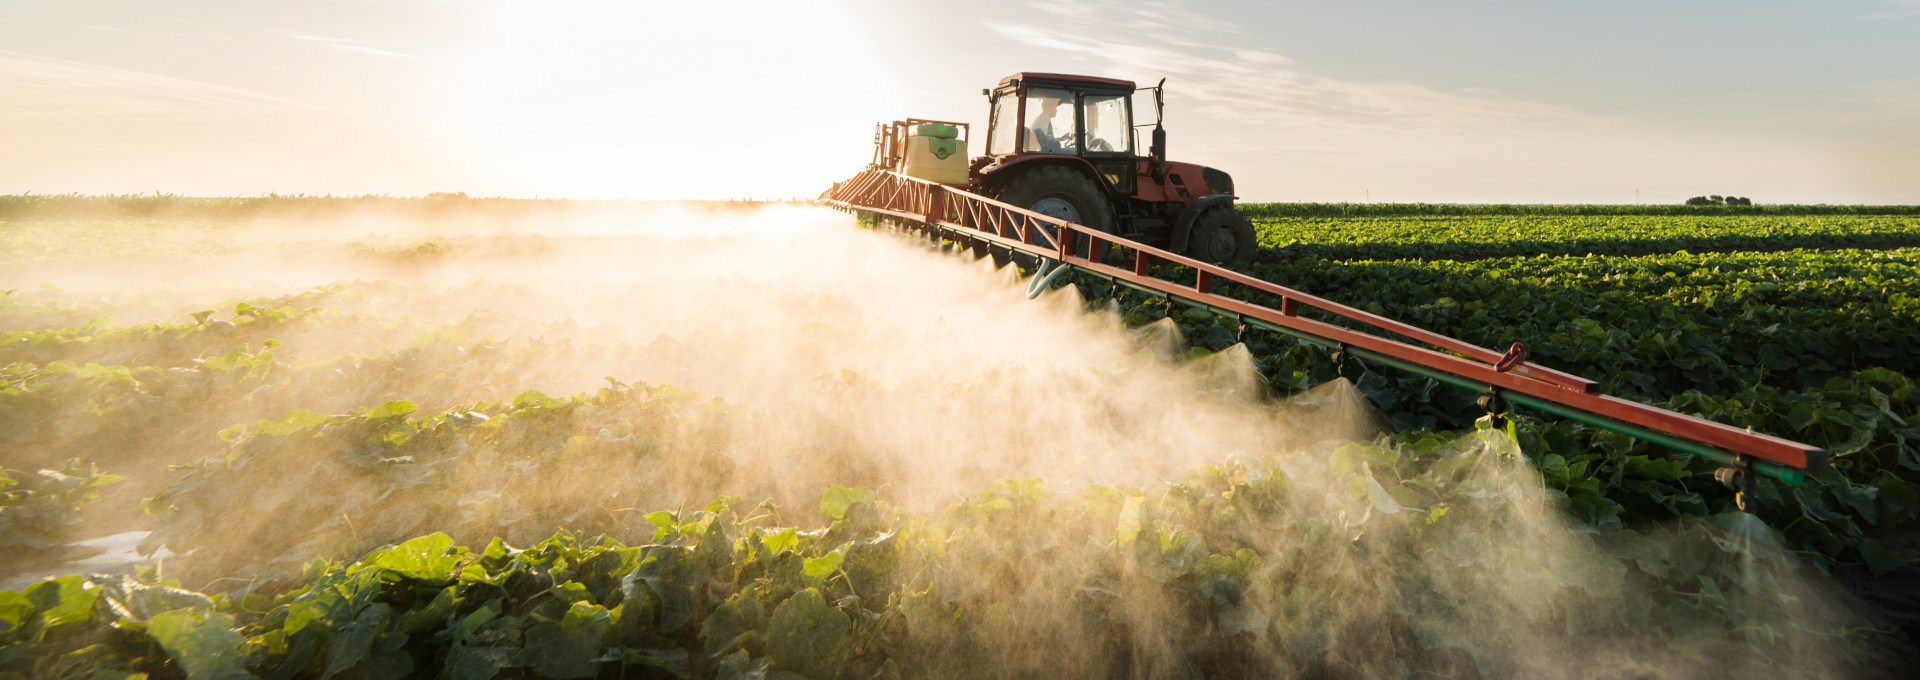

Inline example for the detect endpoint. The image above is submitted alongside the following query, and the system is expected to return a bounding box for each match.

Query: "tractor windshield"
[1083,94,1130,154]
[1022,88,1076,154]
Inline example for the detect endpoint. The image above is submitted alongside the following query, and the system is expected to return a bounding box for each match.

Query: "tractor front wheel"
[994,165,1114,261]
[1186,204,1258,264]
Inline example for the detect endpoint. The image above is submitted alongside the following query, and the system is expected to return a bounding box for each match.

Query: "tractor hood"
[1199,166,1234,196]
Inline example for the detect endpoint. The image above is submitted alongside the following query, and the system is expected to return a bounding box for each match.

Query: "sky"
[1,0,1916,203]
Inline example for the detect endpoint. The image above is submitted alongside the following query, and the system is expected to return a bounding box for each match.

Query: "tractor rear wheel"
[1187,204,1258,264]
[995,165,1114,261]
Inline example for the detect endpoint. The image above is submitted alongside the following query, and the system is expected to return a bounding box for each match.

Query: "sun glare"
[447,0,894,199]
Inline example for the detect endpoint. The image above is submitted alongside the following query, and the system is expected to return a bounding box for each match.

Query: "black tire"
[994,165,1115,261]
[1186,204,1257,264]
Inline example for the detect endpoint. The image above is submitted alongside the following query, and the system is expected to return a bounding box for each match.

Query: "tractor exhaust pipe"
[1149,78,1167,181]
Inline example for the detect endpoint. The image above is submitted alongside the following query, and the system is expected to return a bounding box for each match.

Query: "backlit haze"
[3,0,1917,203]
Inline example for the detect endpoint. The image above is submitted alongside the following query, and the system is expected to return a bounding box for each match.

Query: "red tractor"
[871,73,1259,264]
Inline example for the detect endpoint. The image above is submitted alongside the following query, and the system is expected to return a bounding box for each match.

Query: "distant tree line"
[1687,195,1752,206]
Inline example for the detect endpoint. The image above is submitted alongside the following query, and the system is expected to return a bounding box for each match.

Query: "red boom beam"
[820,169,1824,473]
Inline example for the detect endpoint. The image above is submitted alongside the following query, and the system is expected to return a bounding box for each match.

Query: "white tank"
[903,124,969,184]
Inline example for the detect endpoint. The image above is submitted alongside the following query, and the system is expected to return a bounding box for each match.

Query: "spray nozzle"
[1714,455,1760,513]
[1330,344,1361,381]
[1475,388,1508,428]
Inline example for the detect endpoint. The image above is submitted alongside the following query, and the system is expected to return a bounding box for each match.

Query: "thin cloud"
[1865,0,1920,18]
[331,44,417,58]
[988,22,1585,133]
[1846,79,1920,116]
[284,32,418,58]
[0,49,350,121]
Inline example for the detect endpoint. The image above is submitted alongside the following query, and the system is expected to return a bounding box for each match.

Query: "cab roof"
[997,72,1137,92]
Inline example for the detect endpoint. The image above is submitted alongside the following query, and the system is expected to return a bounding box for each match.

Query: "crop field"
[1245,207,1920,261]
[3,197,1918,678]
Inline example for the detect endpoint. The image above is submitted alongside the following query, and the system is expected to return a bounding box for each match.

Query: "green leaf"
[621,648,692,678]
[1364,476,1403,515]
[1662,599,1725,652]
[765,588,849,676]
[365,400,416,420]
[819,485,875,520]
[260,410,330,436]
[523,601,612,679]
[0,591,33,643]
[513,390,562,409]
[701,588,765,659]
[634,546,700,633]
[148,609,256,679]
[1117,494,1145,546]
[24,575,97,629]
[1859,541,1904,577]
[366,533,464,581]
[445,644,515,680]
[761,528,799,555]
[716,650,770,680]
[320,620,376,679]
[802,550,844,582]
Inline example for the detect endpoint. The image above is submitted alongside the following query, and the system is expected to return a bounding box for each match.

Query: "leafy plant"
[0,442,1849,679]
[0,459,124,553]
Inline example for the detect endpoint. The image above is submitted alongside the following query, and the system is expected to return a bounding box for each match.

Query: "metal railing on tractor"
[819,168,1826,507]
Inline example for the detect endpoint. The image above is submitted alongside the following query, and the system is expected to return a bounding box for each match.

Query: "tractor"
[871,72,1258,264]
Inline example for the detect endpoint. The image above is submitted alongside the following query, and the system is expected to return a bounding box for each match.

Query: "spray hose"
[1028,261,1073,299]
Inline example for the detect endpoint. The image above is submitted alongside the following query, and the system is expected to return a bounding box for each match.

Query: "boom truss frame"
[820,169,1825,484]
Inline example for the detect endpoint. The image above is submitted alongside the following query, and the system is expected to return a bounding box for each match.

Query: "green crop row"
[1118,298,1920,573]
[1233,248,1920,400]
[2,403,1845,678]
[1251,214,1920,261]
[1077,248,1920,570]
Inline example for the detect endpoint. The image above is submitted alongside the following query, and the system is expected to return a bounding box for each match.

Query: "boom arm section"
[819,169,1826,486]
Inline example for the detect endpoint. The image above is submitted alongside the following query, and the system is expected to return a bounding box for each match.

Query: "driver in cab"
[1027,96,1075,154]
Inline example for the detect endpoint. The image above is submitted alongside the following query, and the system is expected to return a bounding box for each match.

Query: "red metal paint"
[819,169,1821,470]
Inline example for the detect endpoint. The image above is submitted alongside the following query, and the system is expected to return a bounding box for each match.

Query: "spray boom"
[817,168,1826,506]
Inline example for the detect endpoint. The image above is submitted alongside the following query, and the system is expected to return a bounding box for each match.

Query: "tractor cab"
[968,72,1251,263]
[981,73,1146,195]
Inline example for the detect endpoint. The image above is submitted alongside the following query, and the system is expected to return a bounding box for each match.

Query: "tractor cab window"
[987,93,1019,156]
[1022,88,1076,154]
[1083,94,1130,154]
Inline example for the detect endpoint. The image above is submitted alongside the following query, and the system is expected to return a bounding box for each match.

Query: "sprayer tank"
[903,123,969,184]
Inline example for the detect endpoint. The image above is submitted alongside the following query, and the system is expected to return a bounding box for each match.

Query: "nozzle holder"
[1476,387,1509,429]
[1714,455,1759,513]
[1331,344,1362,381]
